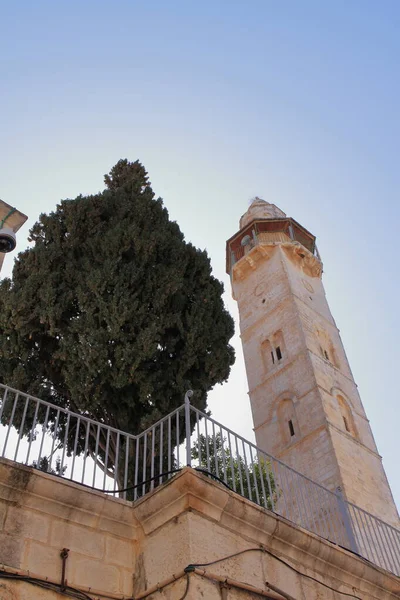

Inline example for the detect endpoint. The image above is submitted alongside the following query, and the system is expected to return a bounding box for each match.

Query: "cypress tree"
[0,160,235,485]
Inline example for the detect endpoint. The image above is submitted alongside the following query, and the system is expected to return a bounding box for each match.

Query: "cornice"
[231,241,322,283]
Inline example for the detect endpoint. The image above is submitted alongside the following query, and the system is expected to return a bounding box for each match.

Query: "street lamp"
[0,200,28,273]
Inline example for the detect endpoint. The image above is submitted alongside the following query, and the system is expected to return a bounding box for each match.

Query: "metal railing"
[0,384,399,577]
[229,231,321,270]
[0,384,187,501]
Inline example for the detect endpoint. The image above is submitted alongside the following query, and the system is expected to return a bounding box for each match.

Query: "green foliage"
[31,456,67,477]
[191,433,278,511]
[0,160,235,484]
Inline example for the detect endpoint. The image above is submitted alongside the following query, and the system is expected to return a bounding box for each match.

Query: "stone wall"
[1,458,399,600]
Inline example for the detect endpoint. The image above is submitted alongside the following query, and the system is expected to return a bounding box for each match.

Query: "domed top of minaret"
[239,197,286,229]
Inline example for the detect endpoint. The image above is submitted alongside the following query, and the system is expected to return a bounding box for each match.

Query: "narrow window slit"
[343,416,350,433]
[276,346,282,360]
[271,351,275,364]
[288,419,295,437]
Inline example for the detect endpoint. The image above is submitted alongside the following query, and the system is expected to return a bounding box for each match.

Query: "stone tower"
[226,198,399,527]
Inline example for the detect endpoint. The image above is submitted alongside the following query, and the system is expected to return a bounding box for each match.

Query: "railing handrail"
[189,403,342,499]
[0,382,398,521]
[0,383,185,441]
[1,382,398,517]
[345,497,400,535]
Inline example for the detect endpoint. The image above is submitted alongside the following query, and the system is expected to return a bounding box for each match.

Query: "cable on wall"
[0,527,366,600]
[0,570,93,600]
[187,547,364,600]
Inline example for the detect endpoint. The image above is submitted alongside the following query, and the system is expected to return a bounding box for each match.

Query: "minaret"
[226,198,399,527]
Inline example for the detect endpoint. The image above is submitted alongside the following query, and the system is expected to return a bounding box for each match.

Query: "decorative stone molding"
[232,241,322,283]
[281,242,323,278]
[232,244,278,281]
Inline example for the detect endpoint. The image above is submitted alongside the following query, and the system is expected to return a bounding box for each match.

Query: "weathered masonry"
[226,198,399,528]
[1,460,399,600]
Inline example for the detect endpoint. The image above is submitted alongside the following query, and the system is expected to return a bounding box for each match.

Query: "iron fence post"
[336,486,358,554]
[185,390,193,467]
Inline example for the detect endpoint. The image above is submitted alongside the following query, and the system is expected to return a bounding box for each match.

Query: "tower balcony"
[226,217,321,274]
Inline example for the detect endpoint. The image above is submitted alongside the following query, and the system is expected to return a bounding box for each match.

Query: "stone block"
[119,568,134,596]
[31,473,106,517]
[68,555,120,594]
[50,520,104,559]
[22,493,99,529]
[4,507,50,543]
[23,541,61,579]
[105,536,134,568]
[0,532,23,568]
[97,515,135,538]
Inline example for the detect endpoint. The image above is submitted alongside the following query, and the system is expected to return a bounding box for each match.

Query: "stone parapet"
[0,459,399,599]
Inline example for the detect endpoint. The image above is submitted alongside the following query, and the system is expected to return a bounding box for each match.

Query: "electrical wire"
[177,573,190,600]
[187,547,364,600]
[76,468,183,495]
[33,463,251,499]
[85,465,238,496]
[194,467,235,491]
[188,546,264,568]
[263,548,363,600]
[0,570,94,600]
[1,543,365,600]
[74,465,234,497]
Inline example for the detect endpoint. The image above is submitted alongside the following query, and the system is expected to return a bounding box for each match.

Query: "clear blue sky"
[1,1,399,509]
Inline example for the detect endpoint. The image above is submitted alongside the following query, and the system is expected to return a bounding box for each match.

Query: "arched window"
[337,394,357,438]
[261,330,286,372]
[241,232,255,255]
[261,338,274,371]
[315,328,339,369]
[277,398,299,446]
